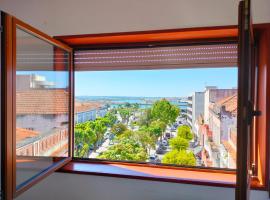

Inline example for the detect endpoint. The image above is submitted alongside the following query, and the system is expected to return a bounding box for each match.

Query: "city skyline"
[75,67,238,97]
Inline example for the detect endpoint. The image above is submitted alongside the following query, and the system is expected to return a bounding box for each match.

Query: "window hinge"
[251,163,256,177]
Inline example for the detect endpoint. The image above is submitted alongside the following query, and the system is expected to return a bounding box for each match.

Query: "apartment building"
[16,74,55,91]
[187,96,192,127]
[201,94,237,168]
[186,92,205,134]
[204,87,237,124]
[16,89,70,157]
[75,102,107,124]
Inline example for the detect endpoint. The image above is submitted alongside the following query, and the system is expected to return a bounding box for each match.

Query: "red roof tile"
[16,89,69,115]
[16,128,39,143]
[75,102,103,113]
[216,94,238,116]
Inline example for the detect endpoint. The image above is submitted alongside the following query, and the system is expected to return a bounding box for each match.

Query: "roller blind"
[74,43,237,71]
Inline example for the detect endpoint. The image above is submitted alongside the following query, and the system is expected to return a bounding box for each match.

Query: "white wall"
[0,0,270,36]
[16,172,269,200]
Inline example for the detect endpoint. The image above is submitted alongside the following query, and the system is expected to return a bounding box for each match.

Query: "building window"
[73,43,238,169]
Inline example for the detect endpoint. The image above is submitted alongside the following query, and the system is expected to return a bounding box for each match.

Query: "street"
[90,111,192,164]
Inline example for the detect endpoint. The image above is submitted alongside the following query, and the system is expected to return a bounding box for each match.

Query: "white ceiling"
[1,0,270,37]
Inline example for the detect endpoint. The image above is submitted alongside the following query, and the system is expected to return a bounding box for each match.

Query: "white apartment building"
[186,92,205,135]
[74,102,108,124]
[16,74,55,91]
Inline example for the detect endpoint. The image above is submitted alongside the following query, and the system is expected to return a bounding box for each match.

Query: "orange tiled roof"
[16,89,69,115]
[216,94,238,116]
[222,140,236,162]
[16,128,39,143]
[75,102,103,113]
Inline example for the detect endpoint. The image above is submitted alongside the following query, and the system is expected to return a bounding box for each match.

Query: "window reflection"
[16,28,70,187]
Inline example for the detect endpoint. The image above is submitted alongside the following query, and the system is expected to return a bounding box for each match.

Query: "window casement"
[1,1,270,199]
[1,12,74,199]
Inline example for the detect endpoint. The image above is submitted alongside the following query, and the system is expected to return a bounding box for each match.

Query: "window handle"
[247,101,261,125]
[251,110,261,117]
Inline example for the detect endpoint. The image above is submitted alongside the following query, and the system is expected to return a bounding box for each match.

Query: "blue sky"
[17,71,69,88]
[75,67,238,97]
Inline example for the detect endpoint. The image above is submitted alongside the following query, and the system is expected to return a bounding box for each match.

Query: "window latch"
[252,110,261,117]
[247,101,261,124]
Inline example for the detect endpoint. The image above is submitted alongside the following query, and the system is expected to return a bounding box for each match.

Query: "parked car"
[165,132,172,139]
[161,139,168,146]
[156,145,167,154]
[170,127,176,131]
[149,154,159,163]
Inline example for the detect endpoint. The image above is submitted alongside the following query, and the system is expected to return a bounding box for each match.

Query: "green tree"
[124,102,132,108]
[151,99,180,125]
[169,137,189,151]
[103,112,117,127]
[119,129,156,155]
[111,123,127,136]
[132,103,140,110]
[109,108,118,115]
[98,138,147,161]
[116,129,133,140]
[177,125,193,141]
[118,108,131,124]
[133,130,156,155]
[74,123,97,157]
[162,150,196,166]
[90,119,107,151]
[148,120,166,139]
[138,108,152,126]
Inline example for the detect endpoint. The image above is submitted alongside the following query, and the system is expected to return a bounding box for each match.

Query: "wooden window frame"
[56,23,270,191]
[2,13,74,199]
[1,10,269,200]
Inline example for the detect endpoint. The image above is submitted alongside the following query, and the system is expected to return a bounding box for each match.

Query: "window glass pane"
[16,28,70,187]
[74,45,238,170]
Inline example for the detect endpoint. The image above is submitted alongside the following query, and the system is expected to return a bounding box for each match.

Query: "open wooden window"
[236,0,257,199]
[1,0,270,199]
[1,12,74,199]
